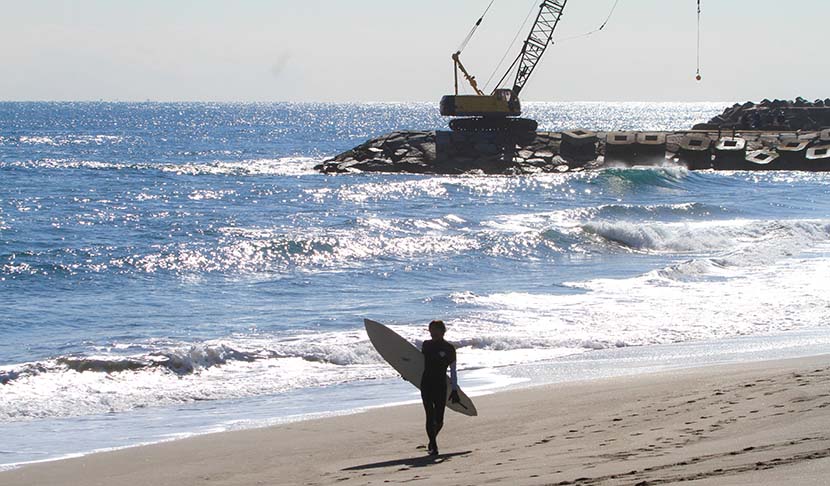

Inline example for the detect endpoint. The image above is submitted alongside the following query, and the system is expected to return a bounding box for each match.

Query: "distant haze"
[1,0,827,102]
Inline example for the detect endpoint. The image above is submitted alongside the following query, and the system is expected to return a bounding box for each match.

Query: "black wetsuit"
[420,339,456,450]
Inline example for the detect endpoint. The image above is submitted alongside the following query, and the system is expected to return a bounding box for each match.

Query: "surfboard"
[364,319,477,417]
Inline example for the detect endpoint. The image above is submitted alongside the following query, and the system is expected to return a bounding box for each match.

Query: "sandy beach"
[3,355,829,486]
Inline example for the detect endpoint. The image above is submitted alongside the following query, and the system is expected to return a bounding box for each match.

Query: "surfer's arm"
[450,361,458,391]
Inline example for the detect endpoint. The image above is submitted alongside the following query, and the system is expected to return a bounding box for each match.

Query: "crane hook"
[695,0,702,81]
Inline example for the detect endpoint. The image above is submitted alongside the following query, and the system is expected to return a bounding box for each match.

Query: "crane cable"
[486,0,622,91]
[456,0,497,54]
[483,0,539,92]
[556,0,621,43]
[696,0,702,81]
[475,0,702,89]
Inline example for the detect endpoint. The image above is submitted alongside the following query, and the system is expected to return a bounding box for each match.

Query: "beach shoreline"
[3,354,829,486]
[4,327,830,471]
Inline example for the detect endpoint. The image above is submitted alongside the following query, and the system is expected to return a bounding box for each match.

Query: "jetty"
[316,100,830,175]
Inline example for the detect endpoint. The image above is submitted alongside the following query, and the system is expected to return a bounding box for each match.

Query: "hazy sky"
[2,0,827,102]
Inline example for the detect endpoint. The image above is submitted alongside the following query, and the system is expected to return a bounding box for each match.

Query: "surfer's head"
[428,320,446,339]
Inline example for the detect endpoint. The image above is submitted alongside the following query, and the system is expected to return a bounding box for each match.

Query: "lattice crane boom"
[511,0,568,97]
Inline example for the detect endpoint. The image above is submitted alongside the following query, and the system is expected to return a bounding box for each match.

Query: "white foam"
[18,136,58,145]
[306,174,553,204]
[2,243,828,424]
[187,189,236,200]
[111,216,830,278]
[0,157,321,176]
[582,219,745,252]
[116,225,479,274]
[582,219,830,254]
[456,245,830,354]
[0,318,583,422]
[0,351,384,421]
[3,193,829,421]
[158,157,320,176]
[320,178,449,203]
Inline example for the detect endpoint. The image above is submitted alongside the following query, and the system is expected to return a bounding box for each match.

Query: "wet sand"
[3,355,829,485]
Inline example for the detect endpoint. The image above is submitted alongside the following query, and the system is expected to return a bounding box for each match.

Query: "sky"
[1,0,827,102]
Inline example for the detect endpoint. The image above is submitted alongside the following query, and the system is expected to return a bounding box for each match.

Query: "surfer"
[420,319,460,456]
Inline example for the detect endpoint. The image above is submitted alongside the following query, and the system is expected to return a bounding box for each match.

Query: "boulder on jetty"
[315,99,830,174]
[316,130,600,175]
[694,97,830,131]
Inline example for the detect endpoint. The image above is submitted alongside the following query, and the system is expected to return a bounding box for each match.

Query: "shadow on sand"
[343,450,472,471]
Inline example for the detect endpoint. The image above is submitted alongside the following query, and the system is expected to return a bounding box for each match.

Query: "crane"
[440,0,569,132]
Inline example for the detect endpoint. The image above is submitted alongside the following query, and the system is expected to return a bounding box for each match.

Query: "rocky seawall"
[316,128,830,175]
[694,98,830,131]
[316,100,830,175]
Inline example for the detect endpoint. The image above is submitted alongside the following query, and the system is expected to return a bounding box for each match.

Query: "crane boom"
[512,0,568,96]
[440,0,570,132]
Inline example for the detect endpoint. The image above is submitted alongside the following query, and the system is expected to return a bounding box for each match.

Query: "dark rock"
[473,143,499,154]
[450,132,469,143]
[692,123,717,130]
[395,160,431,173]
[384,134,408,146]
[701,98,830,131]
[420,143,437,162]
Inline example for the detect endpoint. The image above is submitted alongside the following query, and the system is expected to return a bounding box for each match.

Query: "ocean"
[2,101,829,468]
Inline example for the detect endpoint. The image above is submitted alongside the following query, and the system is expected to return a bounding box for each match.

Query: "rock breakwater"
[694,97,830,131]
[316,128,830,175]
[316,100,830,174]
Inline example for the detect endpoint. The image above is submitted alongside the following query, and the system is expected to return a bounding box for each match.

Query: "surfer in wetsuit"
[420,319,460,456]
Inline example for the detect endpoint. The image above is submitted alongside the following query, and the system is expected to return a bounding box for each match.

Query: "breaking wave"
[0,335,386,420]
[5,214,829,278]
[582,219,830,254]
[586,166,692,191]
[1,230,479,278]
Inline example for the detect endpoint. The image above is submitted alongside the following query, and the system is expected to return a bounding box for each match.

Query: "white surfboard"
[364,319,477,416]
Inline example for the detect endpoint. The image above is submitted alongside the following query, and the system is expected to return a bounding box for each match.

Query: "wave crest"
[582,219,830,254]
[589,166,691,191]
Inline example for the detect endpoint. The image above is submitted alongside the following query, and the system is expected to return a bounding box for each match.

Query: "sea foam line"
[0,157,322,176]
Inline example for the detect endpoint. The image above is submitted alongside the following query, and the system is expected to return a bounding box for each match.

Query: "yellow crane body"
[439,92,520,118]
